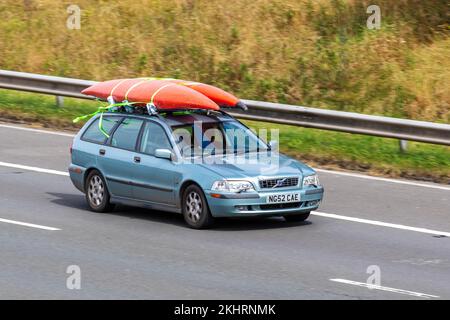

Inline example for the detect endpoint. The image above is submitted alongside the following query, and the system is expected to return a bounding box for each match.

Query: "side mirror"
[155,149,173,160]
[268,140,278,151]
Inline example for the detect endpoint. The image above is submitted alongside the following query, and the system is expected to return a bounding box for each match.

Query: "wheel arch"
[178,180,206,208]
[83,167,108,192]
[179,179,200,198]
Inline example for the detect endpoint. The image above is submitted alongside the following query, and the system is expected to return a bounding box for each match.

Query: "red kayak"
[164,79,242,108]
[82,78,245,110]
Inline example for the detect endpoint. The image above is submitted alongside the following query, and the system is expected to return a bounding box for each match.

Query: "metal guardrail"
[0,70,95,99]
[1,70,449,146]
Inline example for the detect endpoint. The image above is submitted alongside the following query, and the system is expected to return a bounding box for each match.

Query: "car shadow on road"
[208,217,312,231]
[47,192,312,231]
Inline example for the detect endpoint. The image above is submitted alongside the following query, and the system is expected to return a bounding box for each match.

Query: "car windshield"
[171,120,269,158]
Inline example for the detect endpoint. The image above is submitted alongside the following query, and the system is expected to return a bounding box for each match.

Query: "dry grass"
[0,0,449,121]
[0,89,448,183]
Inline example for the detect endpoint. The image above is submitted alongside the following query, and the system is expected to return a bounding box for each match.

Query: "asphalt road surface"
[0,122,449,299]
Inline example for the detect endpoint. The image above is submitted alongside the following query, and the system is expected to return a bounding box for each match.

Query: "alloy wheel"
[88,175,105,207]
[186,191,203,223]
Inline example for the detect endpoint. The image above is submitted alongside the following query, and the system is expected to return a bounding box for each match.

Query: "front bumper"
[205,186,324,217]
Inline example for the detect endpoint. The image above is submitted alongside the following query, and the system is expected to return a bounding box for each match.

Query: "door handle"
[99,149,106,156]
[134,156,141,163]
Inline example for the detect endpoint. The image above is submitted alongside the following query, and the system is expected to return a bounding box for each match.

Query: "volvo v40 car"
[69,111,324,228]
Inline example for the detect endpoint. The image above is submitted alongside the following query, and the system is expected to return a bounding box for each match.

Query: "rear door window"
[82,116,121,144]
[110,117,144,151]
[140,121,172,155]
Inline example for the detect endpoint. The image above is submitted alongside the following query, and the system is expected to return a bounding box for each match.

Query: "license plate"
[266,193,301,204]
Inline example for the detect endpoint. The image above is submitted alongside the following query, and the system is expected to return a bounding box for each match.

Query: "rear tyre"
[283,212,310,222]
[85,170,115,213]
[182,185,214,229]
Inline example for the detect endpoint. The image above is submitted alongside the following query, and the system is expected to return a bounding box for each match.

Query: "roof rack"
[108,104,235,117]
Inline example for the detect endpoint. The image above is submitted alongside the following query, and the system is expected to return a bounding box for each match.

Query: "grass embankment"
[0,1,448,182]
[0,0,449,122]
[1,90,448,183]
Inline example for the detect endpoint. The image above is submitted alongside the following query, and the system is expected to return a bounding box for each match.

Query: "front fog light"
[307,200,320,207]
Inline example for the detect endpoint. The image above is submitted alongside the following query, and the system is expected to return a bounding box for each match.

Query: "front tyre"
[85,170,115,213]
[182,185,214,229]
[283,212,310,222]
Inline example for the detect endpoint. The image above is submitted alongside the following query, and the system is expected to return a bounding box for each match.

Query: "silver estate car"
[69,110,324,228]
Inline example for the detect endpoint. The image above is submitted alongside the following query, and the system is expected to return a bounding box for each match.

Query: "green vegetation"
[247,121,450,183]
[0,0,448,121]
[0,90,98,128]
[0,89,448,183]
[0,1,448,181]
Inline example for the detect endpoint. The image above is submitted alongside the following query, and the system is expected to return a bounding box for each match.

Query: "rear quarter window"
[82,116,121,144]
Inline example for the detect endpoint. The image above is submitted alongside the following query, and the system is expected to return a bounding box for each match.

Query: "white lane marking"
[313,211,450,237]
[1,124,449,191]
[0,217,61,231]
[1,161,450,237]
[0,124,75,137]
[330,278,439,299]
[0,161,69,176]
[316,168,450,191]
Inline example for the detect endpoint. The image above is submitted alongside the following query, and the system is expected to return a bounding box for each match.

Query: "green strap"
[72,106,110,123]
[98,112,110,138]
[73,101,146,138]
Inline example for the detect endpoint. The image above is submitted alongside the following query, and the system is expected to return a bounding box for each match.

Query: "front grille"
[259,177,299,189]
[260,202,302,210]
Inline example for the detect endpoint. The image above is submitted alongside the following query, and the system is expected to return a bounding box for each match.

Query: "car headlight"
[303,174,320,187]
[211,180,255,193]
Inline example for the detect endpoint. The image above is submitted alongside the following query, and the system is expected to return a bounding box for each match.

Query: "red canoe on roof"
[165,79,242,108]
[81,78,245,111]
[82,79,220,111]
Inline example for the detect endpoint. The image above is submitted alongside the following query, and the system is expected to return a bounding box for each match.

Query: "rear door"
[78,114,121,172]
[132,120,181,205]
[97,117,144,199]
